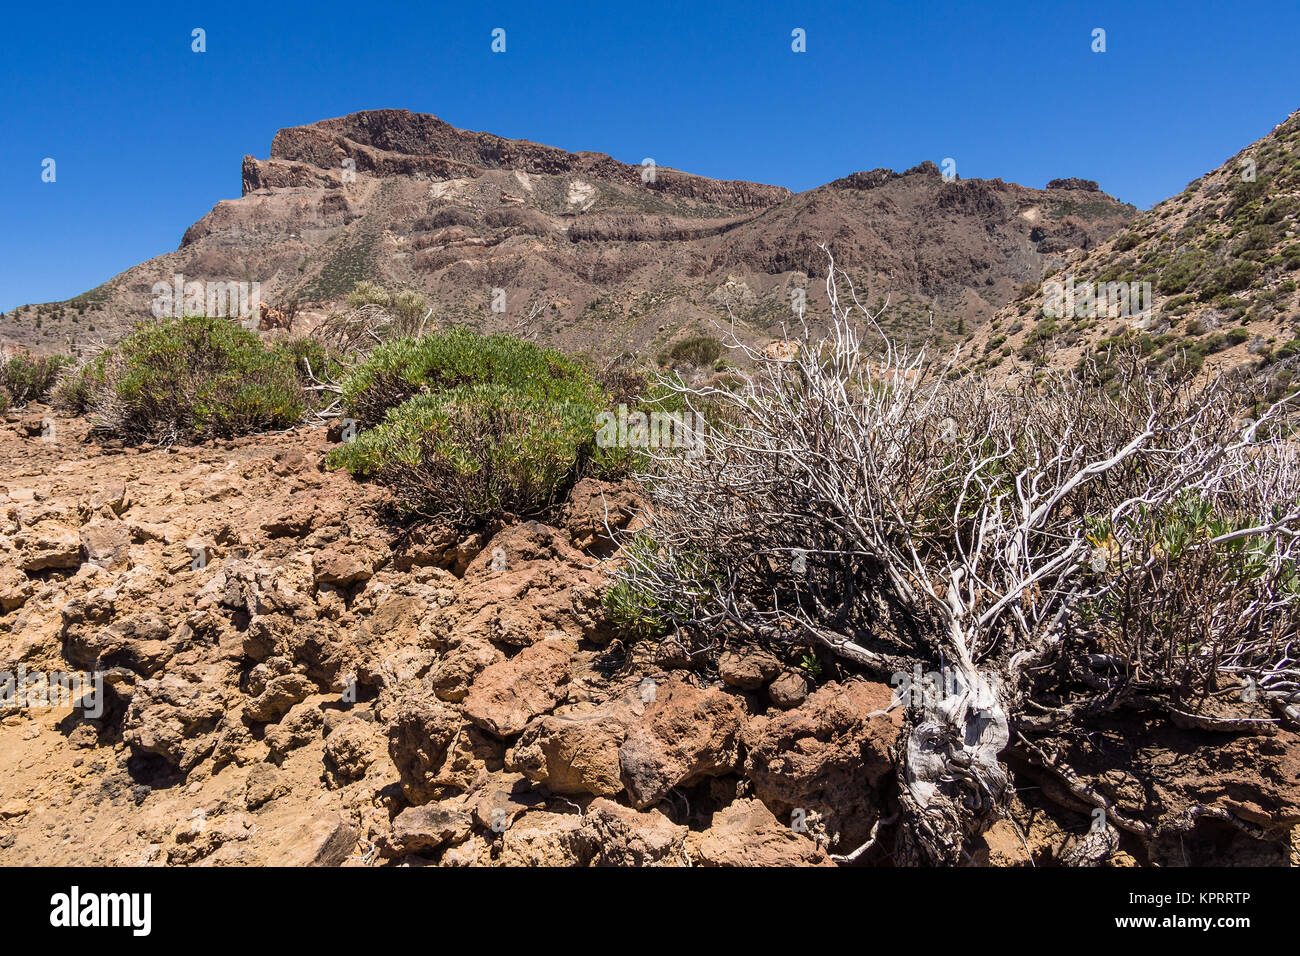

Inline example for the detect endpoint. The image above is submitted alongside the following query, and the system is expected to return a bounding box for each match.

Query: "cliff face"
[4,109,1133,357]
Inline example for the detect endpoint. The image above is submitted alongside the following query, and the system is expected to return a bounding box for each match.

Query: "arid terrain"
[1,404,1297,867]
[1,106,1299,869]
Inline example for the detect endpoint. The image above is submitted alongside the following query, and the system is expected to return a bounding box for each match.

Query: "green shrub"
[71,316,304,441]
[340,327,602,428]
[1158,251,1206,295]
[0,353,73,406]
[328,383,601,522]
[1201,260,1260,297]
[660,334,723,369]
[330,329,626,525]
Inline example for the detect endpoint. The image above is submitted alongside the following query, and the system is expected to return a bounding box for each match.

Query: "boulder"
[577,798,688,866]
[768,670,810,709]
[463,636,576,738]
[18,524,82,571]
[689,798,832,866]
[743,680,902,850]
[123,666,230,771]
[508,699,638,796]
[619,677,745,808]
[384,804,474,856]
[311,540,384,587]
[718,647,781,690]
[79,521,131,570]
[244,673,316,723]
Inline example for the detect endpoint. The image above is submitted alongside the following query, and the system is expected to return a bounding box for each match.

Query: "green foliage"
[329,383,599,522]
[657,334,723,369]
[66,316,304,441]
[330,329,623,525]
[798,654,824,680]
[1201,260,1260,297]
[340,327,602,428]
[1157,251,1206,295]
[602,531,711,641]
[0,353,73,406]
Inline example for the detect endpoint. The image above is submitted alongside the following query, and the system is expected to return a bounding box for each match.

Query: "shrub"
[67,316,304,441]
[53,354,108,413]
[612,255,1300,863]
[330,330,620,525]
[328,383,601,523]
[1201,260,1260,297]
[659,334,723,369]
[340,327,603,428]
[0,353,73,406]
[1157,251,1206,294]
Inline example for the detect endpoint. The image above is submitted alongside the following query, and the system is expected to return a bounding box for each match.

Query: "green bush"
[329,382,602,523]
[340,327,602,428]
[1201,260,1260,297]
[330,330,623,525]
[0,353,73,406]
[67,316,304,441]
[1158,251,1206,295]
[658,334,723,369]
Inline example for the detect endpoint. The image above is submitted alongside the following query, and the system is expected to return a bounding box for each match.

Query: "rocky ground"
[1,408,1297,866]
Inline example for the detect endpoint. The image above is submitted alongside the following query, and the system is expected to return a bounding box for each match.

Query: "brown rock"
[496,811,585,866]
[577,798,688,865]
[385,804,474,856]
[463,636,576,738]
[508,699,637,796]
[561,478,643,554]
[265,812,358,866]
[245,763,289,810]
[619,677,745,808]
[323,717,379,784]
[311,540,383,587]
[385,696,462,801]
[451,522,610,647]
[0,565,35,612]
[243,673,316,723]
[18,524,82,571]
[79,520,131,570]
[743,680,902,850]
[264,699,324,761]
[429,638,503,703]
[122,667,230,771]
[689,798,832,866]
[768,670,809,709]
[718,647,782,690]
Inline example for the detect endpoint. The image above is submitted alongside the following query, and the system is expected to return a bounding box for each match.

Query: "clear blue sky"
[2,0,1297,313]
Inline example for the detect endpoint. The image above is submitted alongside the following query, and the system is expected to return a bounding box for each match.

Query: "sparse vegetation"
[0,352,73,406]
[56,315,305,442]
[329,329,616,524]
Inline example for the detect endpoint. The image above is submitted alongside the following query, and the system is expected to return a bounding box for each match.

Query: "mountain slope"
[1,109,1134,359]
[976,109,1300,381]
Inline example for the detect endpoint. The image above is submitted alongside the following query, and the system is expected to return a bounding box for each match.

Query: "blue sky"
[2,0,1297,313]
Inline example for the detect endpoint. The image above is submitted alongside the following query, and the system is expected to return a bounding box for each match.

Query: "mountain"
[1,109,1134,358]
[976,109,1300,380]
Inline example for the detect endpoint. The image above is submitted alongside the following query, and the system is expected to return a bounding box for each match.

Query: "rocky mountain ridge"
[2,109,1134,360]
